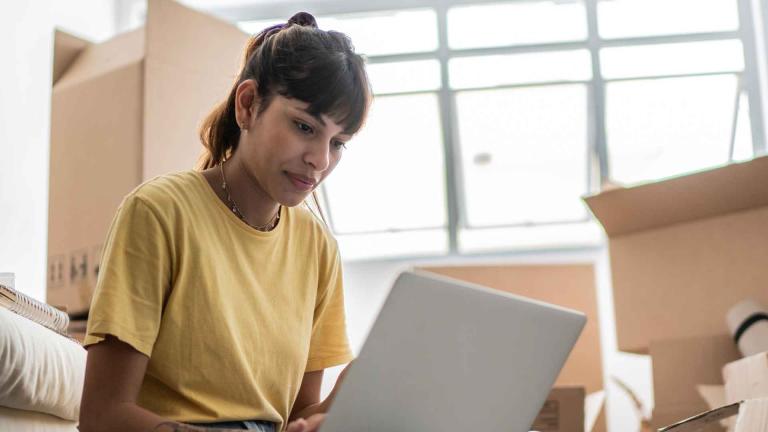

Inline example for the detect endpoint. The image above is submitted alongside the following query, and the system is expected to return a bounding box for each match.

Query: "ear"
[234,79,259,130]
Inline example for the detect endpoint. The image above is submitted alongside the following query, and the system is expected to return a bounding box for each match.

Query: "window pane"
[601,40,744,79]
[456,85,589,227]
[449,50,591,89]
[448,1,587,49]
[606,75,738,184]
[367,60,441,94]
[319,10,438,56]
[598,0,739,39]
[337,229,448,260]
[238,18,282,35]
[459,222,602,254]
[240,9,438,56]
[324,94,446,233]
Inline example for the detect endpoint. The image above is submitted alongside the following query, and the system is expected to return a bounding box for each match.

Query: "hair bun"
[288,11,318,28]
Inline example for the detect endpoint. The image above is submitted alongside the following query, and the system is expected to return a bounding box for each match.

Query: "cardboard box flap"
[724,352,768,404]
[145,0,246,75]
[52,30,90,86]
[142,0,248,179]
[584,157,768,237]
[54,28,145,91]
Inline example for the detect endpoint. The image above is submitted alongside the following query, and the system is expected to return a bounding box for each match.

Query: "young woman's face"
[239,94,351,207]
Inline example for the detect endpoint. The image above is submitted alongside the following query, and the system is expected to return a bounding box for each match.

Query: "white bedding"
[0,307,87,421]
[0,406,78,432]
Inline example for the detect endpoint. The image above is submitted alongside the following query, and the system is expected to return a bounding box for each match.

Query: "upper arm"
[85,194,172,358]
[79,335,150,426]
[291,369,324,418]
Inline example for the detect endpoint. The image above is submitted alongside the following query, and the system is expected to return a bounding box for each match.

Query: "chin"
[278,193,311,208]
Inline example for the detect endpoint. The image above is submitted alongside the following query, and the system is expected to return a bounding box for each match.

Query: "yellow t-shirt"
[84,171,353,430]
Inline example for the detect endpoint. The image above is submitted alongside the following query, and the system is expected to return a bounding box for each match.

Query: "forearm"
[289,400,328,423]
[289,363,353,425]
[289,370,345,422]
[79,402,237,432]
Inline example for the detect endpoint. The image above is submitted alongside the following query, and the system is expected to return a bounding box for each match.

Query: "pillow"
[0,406,78,432]
[0,307,86,421]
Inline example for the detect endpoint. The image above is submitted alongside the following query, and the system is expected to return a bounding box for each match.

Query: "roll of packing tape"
[727,299,768,358]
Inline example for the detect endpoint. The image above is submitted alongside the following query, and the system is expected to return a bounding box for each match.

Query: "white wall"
[0,0,117,301]
[333,249,653,432]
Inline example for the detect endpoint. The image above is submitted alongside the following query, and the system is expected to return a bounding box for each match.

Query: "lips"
[286,172,317,192]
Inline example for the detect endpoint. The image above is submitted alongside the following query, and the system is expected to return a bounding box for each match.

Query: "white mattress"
[0,307,87,421]
[0,406,78,431]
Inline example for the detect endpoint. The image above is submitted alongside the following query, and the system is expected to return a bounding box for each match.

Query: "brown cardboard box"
[659,400,768,432]
[532,386,585,432]
[650,334,740,431]
[47,0,248,314]
[723,351,768,404]
[67,319,88,343]
[419,264,606,432]
[584,156,768,354]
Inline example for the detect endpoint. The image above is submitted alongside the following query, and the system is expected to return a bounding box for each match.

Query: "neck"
[214,152,281,228]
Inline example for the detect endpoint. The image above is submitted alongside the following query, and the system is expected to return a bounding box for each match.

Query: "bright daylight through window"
[239,0,766,260]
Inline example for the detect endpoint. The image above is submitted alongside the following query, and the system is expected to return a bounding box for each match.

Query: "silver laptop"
[320,270,586,432]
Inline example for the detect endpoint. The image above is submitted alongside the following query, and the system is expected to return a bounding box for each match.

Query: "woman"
[78,12,371,432]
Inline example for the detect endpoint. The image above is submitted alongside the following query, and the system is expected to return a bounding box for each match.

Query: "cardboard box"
[419,264,606,432]
[532,386,585,432]
[67,319,88,343]
[584,156,768,353]
[723,351,768,404]
[47,0,248,314]
[659,399,768,432]
[650,334,740,431]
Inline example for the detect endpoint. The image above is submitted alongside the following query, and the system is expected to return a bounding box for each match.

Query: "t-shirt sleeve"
[305,238,353,372]
[83,193,173,358]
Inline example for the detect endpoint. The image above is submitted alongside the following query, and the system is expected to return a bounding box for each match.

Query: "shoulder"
[129,170,201,202]
[287,204,340,257]
[121,170,203,214]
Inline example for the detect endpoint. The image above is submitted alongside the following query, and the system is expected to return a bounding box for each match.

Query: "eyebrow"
[298,107,327,127]
[296,107,353,137]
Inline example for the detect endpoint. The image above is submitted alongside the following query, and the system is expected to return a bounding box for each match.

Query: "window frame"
[213,0,768,257]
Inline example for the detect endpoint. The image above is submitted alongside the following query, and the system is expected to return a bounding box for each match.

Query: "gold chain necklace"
[219,161,281,231]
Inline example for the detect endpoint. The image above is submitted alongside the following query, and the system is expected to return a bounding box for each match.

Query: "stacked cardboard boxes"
[47,0,248,315]
[585,155,768,430]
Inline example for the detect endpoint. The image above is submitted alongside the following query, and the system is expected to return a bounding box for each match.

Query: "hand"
[286,413,326,432]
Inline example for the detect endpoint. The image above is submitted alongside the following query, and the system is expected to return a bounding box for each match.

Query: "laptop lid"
[320,270,586,432]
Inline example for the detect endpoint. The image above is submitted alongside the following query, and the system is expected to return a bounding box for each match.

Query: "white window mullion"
[738,0,768,155]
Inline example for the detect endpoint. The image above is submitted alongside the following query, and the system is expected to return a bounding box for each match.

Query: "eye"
[294,120,314,135]
[333,140,348,151]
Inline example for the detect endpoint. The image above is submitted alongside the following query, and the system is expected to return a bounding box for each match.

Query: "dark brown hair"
[197,12,371,221]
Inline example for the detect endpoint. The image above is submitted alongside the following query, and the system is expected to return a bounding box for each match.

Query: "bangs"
[272,28,371,135]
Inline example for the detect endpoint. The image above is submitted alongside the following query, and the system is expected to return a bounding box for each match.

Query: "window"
[236,0,767,259]
[323,94,447,234]
[597,0,739,39]
[447,1,587,49]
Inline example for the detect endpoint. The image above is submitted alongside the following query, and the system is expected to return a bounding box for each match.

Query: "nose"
[304,140,331,172]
